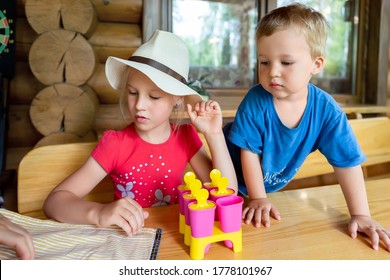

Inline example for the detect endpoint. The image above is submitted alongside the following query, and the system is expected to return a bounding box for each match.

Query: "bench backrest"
[294,117,390,179]
[17,142,114,218]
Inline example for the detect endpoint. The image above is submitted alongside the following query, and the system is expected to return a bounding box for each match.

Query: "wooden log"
[29,84,99,137]
[89,22,141,63]
[29,30,97,86]
[25,0,97,37]
[87,63,120,104]
[34,133,84,148]
[15,17,37,61]
[9,62,45,105]
[15,19,140,64]
[34,131,97,148]
[90,0,142,24]
[388,71,390,96]
[7,105,42,148]
[94,104,127,132]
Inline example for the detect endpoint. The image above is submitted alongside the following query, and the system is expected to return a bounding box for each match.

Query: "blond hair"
[256,3,329,58]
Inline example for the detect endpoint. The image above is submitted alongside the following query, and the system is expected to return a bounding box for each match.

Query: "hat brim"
[106,56,202,106]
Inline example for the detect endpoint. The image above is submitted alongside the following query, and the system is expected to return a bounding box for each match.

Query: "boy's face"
[257,28,324,101]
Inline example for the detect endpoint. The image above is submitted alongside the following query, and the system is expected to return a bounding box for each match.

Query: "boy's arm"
[333,166,370,216]
[241,149,281,227]
[334,166,390,251]
[241,149,266,199]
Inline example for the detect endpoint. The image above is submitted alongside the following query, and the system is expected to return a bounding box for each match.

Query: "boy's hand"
[348,215,390,252]
[95,197,149,236]
[242,198,281,228]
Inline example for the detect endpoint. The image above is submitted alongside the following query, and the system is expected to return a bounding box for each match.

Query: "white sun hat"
[105,30,202,105]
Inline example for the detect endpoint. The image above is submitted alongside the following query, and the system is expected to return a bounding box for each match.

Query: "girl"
[43,30,237,236]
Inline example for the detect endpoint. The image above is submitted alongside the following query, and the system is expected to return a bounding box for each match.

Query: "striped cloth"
[0,209,162,260]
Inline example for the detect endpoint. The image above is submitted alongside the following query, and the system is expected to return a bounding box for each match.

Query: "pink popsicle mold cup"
[178,172,197,215]
[216,195,244,233]
[183,193,196,225]
[188,201,216,238]
[209,188,235,201]
[203,182,217,192]
[209,188,235,221]
[178,189,190,215]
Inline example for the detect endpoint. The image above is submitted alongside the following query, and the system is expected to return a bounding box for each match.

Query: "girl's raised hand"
[94,197,149,236]
[187,100,223,135]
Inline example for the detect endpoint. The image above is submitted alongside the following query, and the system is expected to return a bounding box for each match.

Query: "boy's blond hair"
[256,3,329,58]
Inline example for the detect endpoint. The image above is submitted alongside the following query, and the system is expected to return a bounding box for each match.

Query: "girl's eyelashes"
[259,61,294,66]
[128,90,161,100]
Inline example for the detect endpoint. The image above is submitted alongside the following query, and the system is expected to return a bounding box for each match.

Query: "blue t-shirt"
[224,83,366,195]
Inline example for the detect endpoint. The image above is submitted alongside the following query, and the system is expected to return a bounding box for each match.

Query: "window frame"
[142,0,389,105]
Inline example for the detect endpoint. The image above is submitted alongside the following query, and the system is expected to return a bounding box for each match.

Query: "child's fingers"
[377,229,390,251]
[243,207,255,225]
[119,210,144,236]
[270,207,281,221]
[242,206,250,219]
[5,230,35,260]
[366,228,380,250]
[260,208,270,228]
[347,220,358,239]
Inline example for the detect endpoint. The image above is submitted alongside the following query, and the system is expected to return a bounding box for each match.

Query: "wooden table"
[144,178,390,260]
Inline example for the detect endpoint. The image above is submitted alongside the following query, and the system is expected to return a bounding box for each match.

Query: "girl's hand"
[187,100,223,135]
[94,197,149,236]
[0,214,35,260]
[348,215,390,251]
[242,198,281,228]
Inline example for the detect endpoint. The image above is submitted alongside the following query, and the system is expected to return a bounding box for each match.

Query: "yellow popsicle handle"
[210,169,221,186]
[192,188,215,210]
[216,177,229,194]
[188,178,202,195]
[184,172,196,185]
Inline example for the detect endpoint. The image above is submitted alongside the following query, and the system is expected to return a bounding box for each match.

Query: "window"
[172,0,258,89]
[143,0,389,104]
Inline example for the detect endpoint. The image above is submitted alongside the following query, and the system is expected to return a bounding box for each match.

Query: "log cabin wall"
[4,0,390,181]
[8,0,142,149]
[388,44,390,115]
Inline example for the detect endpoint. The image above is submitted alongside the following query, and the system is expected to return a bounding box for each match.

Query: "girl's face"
[257,28,324,101]
[126,68,180,142]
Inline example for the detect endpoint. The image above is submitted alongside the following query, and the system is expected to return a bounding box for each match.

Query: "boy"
[224,3,390,251]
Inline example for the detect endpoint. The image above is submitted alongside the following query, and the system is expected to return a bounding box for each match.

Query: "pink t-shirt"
[91,123,202,207]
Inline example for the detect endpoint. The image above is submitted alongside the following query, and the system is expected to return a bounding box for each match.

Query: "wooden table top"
[144,178,390,260]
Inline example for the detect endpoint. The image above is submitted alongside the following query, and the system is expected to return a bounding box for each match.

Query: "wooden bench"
[294,117,390,180]
[17,142,112,219]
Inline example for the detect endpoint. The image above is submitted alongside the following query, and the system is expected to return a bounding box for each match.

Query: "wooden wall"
[7,0,142,149]
[388,44,390,114]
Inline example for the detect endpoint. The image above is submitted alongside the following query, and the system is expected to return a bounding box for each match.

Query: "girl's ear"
[311,56,325,75]
[175,96,184,107]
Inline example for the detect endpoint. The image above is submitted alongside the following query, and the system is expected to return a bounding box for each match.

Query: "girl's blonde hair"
[256,3,329,58]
